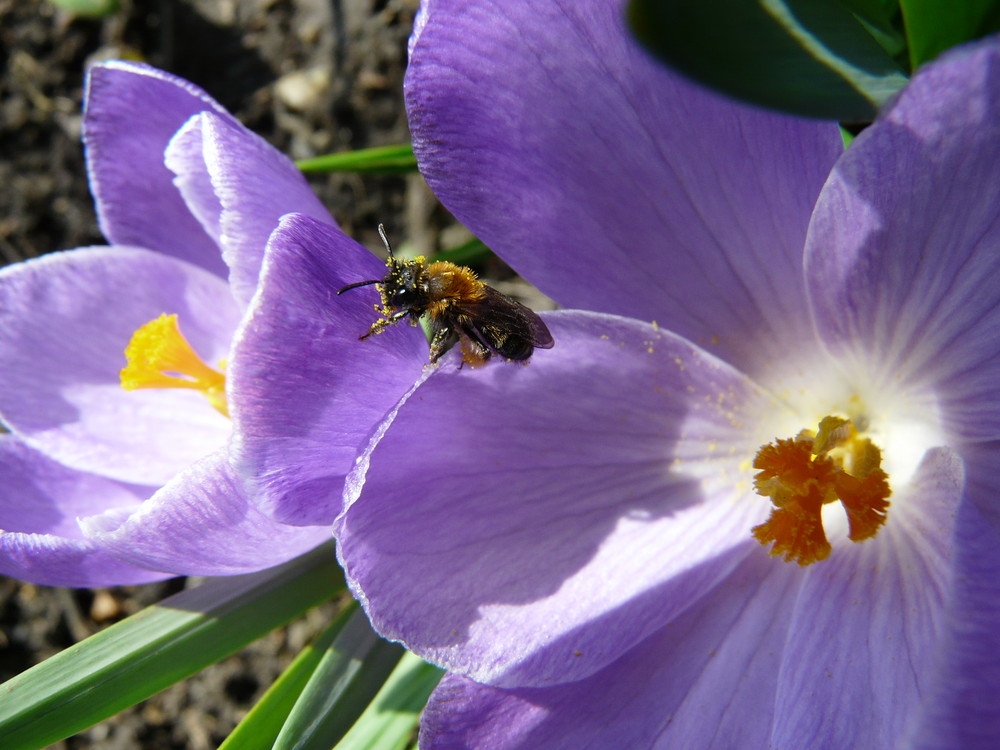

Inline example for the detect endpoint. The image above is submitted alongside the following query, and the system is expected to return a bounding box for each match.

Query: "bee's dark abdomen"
[498,336,535,360]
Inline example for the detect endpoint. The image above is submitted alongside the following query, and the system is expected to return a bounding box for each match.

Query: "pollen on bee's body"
[425,260,486,302]
[751,415,891,566]
[120,313,229,417]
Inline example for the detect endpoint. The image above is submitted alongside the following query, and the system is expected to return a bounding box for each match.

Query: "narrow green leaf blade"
[900,0,1000,67]
[839,124,857,148]
[218,603,358,750]
[334,651,443,750]
[296,144,417,174]
[0,542,343,750]
[274,608,404,750]
[627,0,910,122]
[46,0,119,17]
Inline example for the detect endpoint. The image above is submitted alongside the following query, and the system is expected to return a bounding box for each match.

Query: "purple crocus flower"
[309,2,996,747]
[0,62,418,585]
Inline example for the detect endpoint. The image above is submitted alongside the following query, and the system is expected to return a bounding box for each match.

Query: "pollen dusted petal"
[337,311,770,687]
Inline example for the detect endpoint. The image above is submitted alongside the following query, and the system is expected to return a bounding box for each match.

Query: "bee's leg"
[359,309,409,340]
[459,336,491,369]
[428,322,458,363]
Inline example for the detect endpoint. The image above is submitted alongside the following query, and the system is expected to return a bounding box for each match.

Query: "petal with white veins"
[228,214,429,526]
[807,39,1000,442]
[0,435,169,586]
[81,449,331,575]
[909,470,1000,750]
[0,247,238,485]
[769,447,961,748]
[406,0,842,381]
[419,551,802,750]
[165,111,337,309]
[338,310,775,687]
[84,61,232,276]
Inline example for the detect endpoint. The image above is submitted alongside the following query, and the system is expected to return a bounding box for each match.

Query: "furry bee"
[338,225,554,366]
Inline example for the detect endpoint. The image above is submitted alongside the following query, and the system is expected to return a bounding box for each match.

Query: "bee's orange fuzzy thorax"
[426,261,486,302]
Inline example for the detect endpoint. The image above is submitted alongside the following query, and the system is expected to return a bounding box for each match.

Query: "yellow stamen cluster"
[752,416,890,566]
[120,313,229,417]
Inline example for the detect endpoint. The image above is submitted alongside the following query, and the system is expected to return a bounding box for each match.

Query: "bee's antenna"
[337,279,381,295]
[377,223,394,258]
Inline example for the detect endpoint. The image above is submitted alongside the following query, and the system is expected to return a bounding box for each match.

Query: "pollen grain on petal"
[120,313,229,417]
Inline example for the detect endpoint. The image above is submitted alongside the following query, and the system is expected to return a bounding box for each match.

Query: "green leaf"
[0,543,343,750]
[900,0,1000,67]
[273,608,405,750]
[46,0,119,17]
[334,651,443,750]
[837,0,908,63]
[296,144,417,175]
[219,604,358,750]
[627,0,910,122]
[429,236,491,266]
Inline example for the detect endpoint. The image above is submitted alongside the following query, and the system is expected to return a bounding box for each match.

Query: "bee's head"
[383,259,427,310]
[336,224,427,311]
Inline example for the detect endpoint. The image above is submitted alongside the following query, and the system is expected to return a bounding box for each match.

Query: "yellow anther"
[751,416,891,565]
[120,313,228,417]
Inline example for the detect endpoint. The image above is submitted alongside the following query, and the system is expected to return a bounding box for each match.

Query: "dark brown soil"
[1,1,424,747]
[0,0,446,263]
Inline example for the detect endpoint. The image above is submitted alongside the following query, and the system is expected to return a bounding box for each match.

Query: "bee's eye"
[391,286,418,306]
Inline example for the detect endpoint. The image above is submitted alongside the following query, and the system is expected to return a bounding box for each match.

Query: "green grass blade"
[296,144,417,174]
[840,124,857,149]
[46,0,119,17]
[0,542,343,750]
[334,651,443,750]
[218,602,358,750]
[273,608,404,750]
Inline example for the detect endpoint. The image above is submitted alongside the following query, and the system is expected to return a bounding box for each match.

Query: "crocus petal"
[420,553,802,750]
[228,213,428,526]
[769,447,961,748]
[0,435,169,586]
[80,450,331,575]
[406,0,842,381]
[338,311,775,687]
[84,61,232,276]
[420,449,965,749]
[165,112,336,309]
[958,439,1000,537]
[909,477,1000,750]
[0,246,237,485]
[164,114,224,248]
[807,38,1000,442]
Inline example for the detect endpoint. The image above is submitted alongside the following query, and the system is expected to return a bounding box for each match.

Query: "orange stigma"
[752,416,890,565]
[120,313,229,417]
